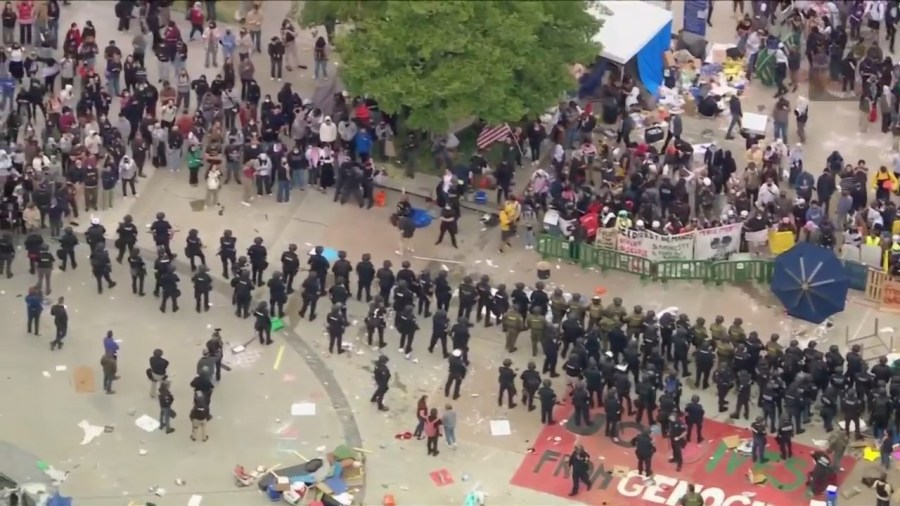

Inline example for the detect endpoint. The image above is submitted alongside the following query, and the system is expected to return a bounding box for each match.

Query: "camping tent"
[587,1,673,96]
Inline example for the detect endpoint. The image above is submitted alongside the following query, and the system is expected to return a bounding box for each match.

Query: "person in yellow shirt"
[499,208,513,253]
[873,165,897,201]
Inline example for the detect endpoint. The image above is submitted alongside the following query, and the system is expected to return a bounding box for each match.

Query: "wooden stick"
[352,447,373,454]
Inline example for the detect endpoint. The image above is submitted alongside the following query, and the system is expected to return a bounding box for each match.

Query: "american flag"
[476,123,513,150]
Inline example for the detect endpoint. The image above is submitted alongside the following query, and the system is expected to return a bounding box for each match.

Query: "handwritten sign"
[646,231,695,261]
[595,228,618,250]
[882,279,900,312]
[617,229,649,258]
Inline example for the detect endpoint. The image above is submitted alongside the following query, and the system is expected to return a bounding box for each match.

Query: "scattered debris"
[134,415,161,433]
[138,449,148,456]
[78,420,105,445]
[489,420,511,437]
[290,403,316,416]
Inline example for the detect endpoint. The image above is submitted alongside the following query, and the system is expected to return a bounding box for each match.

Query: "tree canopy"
[301,1,601,132]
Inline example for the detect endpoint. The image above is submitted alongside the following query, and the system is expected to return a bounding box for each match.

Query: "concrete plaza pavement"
[3,2,899,506]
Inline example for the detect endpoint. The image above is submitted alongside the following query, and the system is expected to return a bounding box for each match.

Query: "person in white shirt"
[774,44,789,97]
[319,116,337,146]
[206,166,222,207]
[758,179,780,206]
[865,0,886,33]
[745,29,762,80]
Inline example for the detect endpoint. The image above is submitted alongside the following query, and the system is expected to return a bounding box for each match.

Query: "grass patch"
[397,121,507,176]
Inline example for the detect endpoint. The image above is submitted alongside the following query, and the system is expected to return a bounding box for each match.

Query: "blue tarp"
[636,20,672,97]
[48,493,73,506]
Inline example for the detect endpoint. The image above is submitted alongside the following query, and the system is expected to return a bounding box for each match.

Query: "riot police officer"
[841,390,863,439]
[397,305,419,356]
[329,276,350,319]
[332,251,353,291]
[370,355,391,411]
[538,379,557,424]
[159,264,180,313]
[520,362,541,411]
[445,349,467,399]
[231,271,253,318]
[713,363,734,413]
[502,306,525,353]
[672,326,691,376]
[428,309,449,356]
[731,369,752,420]
[498,358,517,409]
[568,445,592,497]
[298,272,321,321]
[90,244,116,294]
[355,253,376,302]
[632,429,655,477]
[776,415,794,460]
[268,271,288,318]
[192,265,213,312]
[115,214,138,263]
[418,270,434,317]
[247,237,268,287]
[820,383,839,432]
[571,381,591,426]
[129,249,146,296]
[218,229,238,278]
[635,374,657,426]
[526,307,546,357]
[668,413,687,471]
[184,228,205,272]
[376,260,395,302]
[253,301,273,345]
[326,304,348,354]
[750,416,768,463]
[457,276,476,320]
[366,299,388,348]
[153,247,172,297]
[280,244,300,293]
[450,317,471,365]
[475,275,493,325]
[694,343,715,389]
[434,270,452,311]
[685,395,705,443]
[583,359,604,408]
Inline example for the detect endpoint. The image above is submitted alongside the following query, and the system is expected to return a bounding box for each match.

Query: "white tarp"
[587,1,674,65]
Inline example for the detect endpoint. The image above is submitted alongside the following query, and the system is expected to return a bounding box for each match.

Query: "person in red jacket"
[16,0,34,46]
[188,2,204,41]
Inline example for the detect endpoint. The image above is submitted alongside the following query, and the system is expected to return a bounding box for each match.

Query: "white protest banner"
[694,223,743,260]
[595,228,618,249]
[644,231,695,262]
[616,229,650,258]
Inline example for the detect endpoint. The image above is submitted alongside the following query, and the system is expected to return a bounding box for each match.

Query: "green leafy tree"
[318,1,600,132]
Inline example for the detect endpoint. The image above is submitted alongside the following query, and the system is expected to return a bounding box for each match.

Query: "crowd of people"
[1,1,892,504]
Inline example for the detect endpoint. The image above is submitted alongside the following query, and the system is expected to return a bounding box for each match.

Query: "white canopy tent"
[587,1,674,65]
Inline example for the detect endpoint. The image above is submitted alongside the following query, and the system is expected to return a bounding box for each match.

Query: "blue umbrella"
[770,243,850,324]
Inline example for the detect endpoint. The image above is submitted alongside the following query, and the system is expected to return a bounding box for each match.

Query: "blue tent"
[770,243,850,324]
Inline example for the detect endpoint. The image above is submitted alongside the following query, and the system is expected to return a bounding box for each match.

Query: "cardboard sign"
[882,279,900,312]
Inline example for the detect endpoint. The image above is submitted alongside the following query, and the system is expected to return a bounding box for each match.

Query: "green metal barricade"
[580,244,602,268]
[710,260,774,285]
[657,260,712,283]
[589,248,654,280]
[537,234,571,262]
